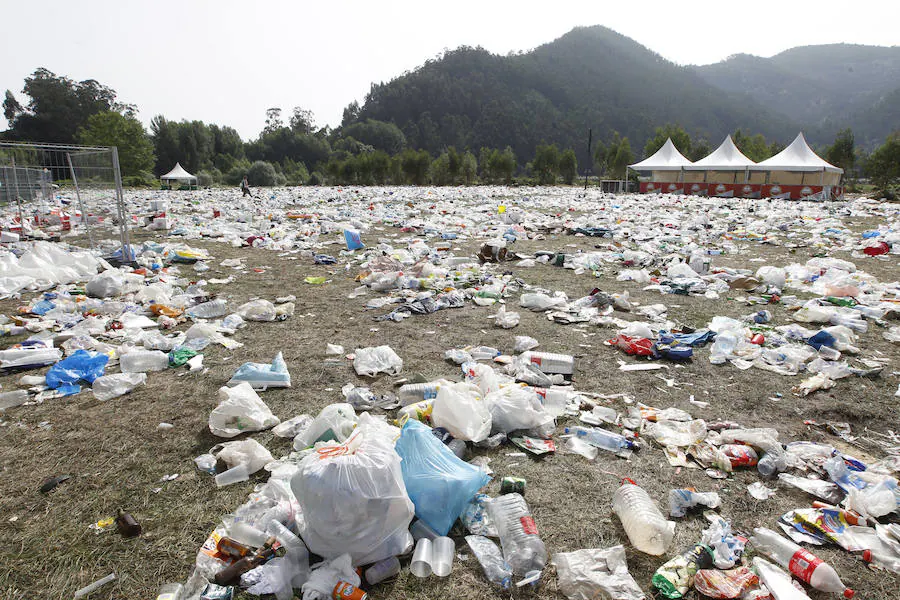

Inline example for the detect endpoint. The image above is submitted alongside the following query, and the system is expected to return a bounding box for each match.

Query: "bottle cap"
[843,589,854,599]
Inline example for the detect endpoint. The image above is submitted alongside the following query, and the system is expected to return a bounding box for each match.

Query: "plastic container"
[519,351,574,375]
[487,492,547,576]
[410,538,433,577]
[215,463,249,488]
[398,382,441,406]
[564,425,634,452]
[0,390,29,412]
[757,452,787,477]
[365,556,401,585]
[750,527,853,597]
[410,519,439,541]
[612,480,675,555]
[533,387,570,416]
[432,536,455,577]
[120,350,169,373]
[818,345,842,361]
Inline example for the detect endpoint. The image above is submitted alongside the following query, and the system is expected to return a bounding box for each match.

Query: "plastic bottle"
[187,298,227,319]
[115,509,141,537]
[612,480,675,556]
[750,527,853,597]
[487,492,547,576]
[829,313,867,333]
[818,345,842,361]
[564,425,634,453]
[120,350,169,373]
[465,535,512,589]
[757,452,788,477]
[365,556,401,585]
[709,331,739,365]
[213,536,277,586]
[0,390,29,412]
[863,549,900,573]
[519,351,574,375]
[398,382,441,406]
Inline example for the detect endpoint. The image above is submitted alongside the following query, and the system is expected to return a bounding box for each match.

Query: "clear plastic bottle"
[519,351,574,375]
[612,480,675,555]
[465,534,512,589]
[750,527,854,597]
[187,298,227,319]
[487,492,547,576]
[120,350,169,372]
[155,583,183,600]
[564,425,634,452]
[0,390,29,412]
[709,331,739,364]
[398,382,441,406]
[757,452,788,477]
[533,387,570,416]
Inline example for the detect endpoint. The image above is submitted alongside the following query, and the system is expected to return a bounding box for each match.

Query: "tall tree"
[264,108,283,134]
[3,68,130,143]
[688,138,711,161]
[733,129,774,162]
[593,140,608,177]
[559,148,578,184]
[825,128,855,176]
[865,132,900,192]
[532,143,560,184]
[78,111,154,176]
[290,107,316,134]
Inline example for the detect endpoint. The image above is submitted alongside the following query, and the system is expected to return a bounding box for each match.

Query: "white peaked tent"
[160,163,198,187]
[751,133,842,186]
[686,136,756,170]
[629,138,694,171]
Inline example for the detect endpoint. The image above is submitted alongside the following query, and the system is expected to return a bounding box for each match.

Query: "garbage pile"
[2,187,900,600]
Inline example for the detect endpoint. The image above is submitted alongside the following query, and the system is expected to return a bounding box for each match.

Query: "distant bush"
[197,170,215,187]
[123,170,155,188]
[248,161,277,186]
[308,171,324,186]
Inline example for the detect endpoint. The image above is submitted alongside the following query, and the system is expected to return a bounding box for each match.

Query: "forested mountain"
[351,26,796,166]
[695,44,900,148]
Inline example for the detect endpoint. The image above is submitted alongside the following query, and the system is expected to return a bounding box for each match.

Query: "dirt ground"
[0,189,898,600]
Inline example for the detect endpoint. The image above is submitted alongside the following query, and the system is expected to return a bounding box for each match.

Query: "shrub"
[247,160,277,186]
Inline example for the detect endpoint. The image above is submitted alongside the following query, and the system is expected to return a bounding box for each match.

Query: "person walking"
[240,175,254,198]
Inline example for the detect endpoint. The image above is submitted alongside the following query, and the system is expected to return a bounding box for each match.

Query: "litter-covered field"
[1,187,900,600]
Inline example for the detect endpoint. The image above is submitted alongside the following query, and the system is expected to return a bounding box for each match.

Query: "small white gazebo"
[160,163,198,189]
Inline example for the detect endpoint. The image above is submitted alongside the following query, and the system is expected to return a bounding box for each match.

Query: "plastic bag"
[432,382,492,442]
[227,352,291,390]
[694,567,759,599]
[492,306,520,329]
[650,419,707,447]
[353,345,403,377]
[300,554,359,600]
[485,385,553,434]
[45,350,108,395]
[394,419,490,536]
[551,545,646,600]
[514,336,539,352]
[213,438,273,474]
[238,299,277,322]
[91,372,147,401]
[343,229,364,250]
[293,403,358,449]
[519,292,566,311]
[209,382,280,438]
[291,429,414,565]
[461,493,498,536]
[85,271,124,298]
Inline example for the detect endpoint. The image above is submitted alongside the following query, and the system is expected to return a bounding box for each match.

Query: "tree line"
[2,69,898,193]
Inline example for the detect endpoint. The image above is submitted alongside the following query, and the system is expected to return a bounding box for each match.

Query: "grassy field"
[0,189,898,600]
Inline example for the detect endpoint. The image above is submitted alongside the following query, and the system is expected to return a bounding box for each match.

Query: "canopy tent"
[751,133,842,174]
[629,138,693,171]
[685,136,756,171]
[160,163,197,188]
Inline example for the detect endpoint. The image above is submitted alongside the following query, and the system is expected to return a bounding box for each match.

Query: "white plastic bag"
[91,372,147,401]
[214,438,273,474]
[85,271,124,298]
[552,546,645,600]
[492,306,520,329]
[300,554,359,600]
[238,299,277,322]
[519,293,566,312]
[293,403,358,450]
[353,346,403,377]
[432,382,492,442]
[209,382,280,438]
[513,336,539,352]
[485,385,553,434]
[292,429,414,566]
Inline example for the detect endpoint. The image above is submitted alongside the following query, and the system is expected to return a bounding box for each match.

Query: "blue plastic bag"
[394,419,490,536]
[344,229,364,251]
[45,350,109,396]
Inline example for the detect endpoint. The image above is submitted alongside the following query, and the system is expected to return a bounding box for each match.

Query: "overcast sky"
[2,0,897,140]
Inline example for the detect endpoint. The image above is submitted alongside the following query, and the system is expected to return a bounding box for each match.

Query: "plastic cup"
[365,556,401,585]
[215,463,249,488]
[410,538,433,578]
[410,519,439,541]
[431,536,455,577]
